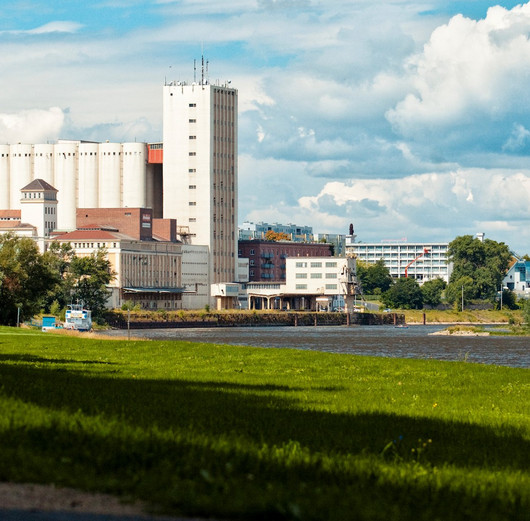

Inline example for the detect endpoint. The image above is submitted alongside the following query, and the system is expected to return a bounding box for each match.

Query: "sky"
[1,1,530,254]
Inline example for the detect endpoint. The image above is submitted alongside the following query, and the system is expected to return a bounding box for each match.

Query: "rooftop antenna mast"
[193,59,197,83]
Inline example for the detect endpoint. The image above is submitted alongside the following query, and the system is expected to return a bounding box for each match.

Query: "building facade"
[503,259,530,297]
[163,79,238,287]
[345,237,451,283]
[239,221,313,242]
[0,141,160,231]
[246,256,357,311]
[238,240,333,282]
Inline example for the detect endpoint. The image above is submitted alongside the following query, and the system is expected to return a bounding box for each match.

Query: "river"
[101,325,529,368]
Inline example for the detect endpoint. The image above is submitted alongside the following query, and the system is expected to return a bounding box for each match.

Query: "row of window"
[295,284,338,290]
[296,261,337,268]
[71,242,118,248]
[295,273,337,279]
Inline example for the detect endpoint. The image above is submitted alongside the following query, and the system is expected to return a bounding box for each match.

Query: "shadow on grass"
[0,354,116,365]
[0,361,528,474]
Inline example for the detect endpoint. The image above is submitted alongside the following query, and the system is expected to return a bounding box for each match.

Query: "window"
[250,260,255,266]
[325,273,337,279]
[189,202,196,206]
[189,103,196,107]
[295,284,307,290]
[311,273,322,279]
[296,262,307,268]
[325,262,337,268]
[311,262,322,268]
[189,218,196,222]
[189,185,196,189]
[325,284,337,290]
[250,249,255,255]
[189,119,196,123]
[189,136,196,140]
[189,169,196,173]
[189,152,196,156]
[296,273,307,279]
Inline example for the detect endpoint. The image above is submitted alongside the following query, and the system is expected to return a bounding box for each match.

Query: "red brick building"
[238,240,332,282]
[76,208,177,242]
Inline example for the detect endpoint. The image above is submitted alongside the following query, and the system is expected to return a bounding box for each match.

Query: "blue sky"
[1,1,530,253]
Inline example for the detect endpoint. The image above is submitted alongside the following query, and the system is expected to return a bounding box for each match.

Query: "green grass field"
[0,326,529,520]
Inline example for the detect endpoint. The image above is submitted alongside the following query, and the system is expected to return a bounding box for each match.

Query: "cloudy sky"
[1,1,530,253]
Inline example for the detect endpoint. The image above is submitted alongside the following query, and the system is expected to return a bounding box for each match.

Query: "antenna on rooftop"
[193,59,197,83]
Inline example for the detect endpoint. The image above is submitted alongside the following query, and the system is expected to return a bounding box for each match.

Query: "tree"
[69,249,115,319]
[0,234,59,325]
[421,278,446,308]
[381,277,423,310]
[445,276,474,311]
[446,235,511,302]
[265,230,290,241]
[357,259,393,294]
[523,299,530,328]
[500,289,518,310]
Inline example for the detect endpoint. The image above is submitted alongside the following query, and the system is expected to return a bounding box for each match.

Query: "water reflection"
[102,325,529,368]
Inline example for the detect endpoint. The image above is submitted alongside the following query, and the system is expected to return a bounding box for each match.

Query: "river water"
[102,325,530,368]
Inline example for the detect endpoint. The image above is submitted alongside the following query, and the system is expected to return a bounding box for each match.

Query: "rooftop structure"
[239,221,313,242]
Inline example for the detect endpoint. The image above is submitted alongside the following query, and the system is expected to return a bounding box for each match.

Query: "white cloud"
[387,4,530,139]
[292,168,530,249]
[1,21,83,35]
[0,108,64,143]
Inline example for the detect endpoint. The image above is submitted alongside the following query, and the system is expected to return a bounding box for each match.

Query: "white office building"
[345,236,451,283]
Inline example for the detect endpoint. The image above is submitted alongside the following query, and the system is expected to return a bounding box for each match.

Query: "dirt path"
[0,482,207,520]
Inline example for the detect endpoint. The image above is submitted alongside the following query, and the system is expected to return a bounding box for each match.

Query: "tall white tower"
[162,70,238,287]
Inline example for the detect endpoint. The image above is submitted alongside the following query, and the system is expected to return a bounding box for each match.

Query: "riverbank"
[403,308,523,325]
[104,309,406,329]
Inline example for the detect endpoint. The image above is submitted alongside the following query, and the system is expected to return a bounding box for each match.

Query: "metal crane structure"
[404,247,430,278]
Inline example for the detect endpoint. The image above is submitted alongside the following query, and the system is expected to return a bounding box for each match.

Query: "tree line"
[0,234,114,326]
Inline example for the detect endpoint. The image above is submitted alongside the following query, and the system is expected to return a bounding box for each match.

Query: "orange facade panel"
[148,144,163,164]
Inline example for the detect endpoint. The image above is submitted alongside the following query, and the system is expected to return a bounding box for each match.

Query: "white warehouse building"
[0,141,154,232]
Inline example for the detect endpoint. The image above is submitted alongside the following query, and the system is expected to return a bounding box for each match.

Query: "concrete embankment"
[105,311,405,329]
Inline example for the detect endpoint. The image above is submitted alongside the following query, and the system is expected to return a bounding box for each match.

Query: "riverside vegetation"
[0,326,529,520]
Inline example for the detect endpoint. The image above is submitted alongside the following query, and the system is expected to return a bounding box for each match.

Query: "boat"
[64,303,92,331]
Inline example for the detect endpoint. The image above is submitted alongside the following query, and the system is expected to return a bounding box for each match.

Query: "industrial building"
[238,239,333,282]
[246,256,358,311]
[0,65,239,308]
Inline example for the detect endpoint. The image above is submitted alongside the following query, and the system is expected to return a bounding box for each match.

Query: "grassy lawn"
[0,326,529,520]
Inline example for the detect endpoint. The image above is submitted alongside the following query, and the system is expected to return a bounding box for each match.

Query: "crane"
[404,247,430,278]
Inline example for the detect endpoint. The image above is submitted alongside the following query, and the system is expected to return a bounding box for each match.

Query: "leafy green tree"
[447,235,511,302]
[357,259,393,294]
[445,276,474,311]
[523,299,530,328]
[69,249,115,319]
[500,289,518,310]
[42,242,76,310]
[421,278,446,308]
[0,234,59,325]
[381,277,423,310]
